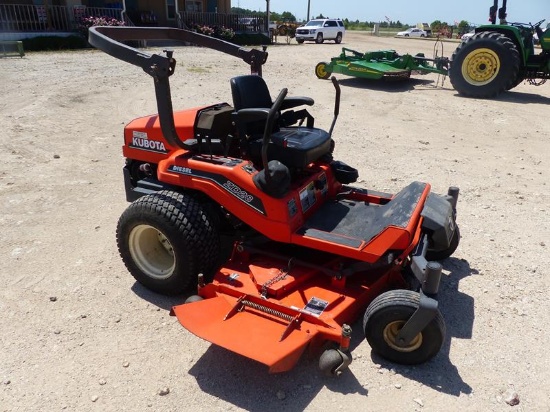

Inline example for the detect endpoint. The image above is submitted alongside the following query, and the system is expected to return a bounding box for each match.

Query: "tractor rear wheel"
[363,290,445,364]
[116,190,220,295]
[315,62,331,79]
[507,74,525,90]
[449,31,520,98]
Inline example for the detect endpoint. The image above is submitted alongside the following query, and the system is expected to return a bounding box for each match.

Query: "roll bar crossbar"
[88,26,269,149]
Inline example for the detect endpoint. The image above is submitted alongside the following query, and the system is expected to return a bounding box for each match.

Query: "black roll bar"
[88,26,269,149]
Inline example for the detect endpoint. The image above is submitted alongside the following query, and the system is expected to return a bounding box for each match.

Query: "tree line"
[231,8,473,35]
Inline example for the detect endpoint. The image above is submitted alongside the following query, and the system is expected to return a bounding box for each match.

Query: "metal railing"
[0,4,123,33]
[180,11,269,33]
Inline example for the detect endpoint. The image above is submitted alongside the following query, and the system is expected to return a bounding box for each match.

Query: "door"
[207,0,217,13]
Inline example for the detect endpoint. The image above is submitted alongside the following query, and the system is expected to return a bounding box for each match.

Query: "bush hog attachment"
[89,26,461,375]
[315,47,450,81]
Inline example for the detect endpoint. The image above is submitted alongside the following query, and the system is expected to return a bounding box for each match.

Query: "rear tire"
[116,190,220,295]
[363,290,445,364]
[507,74,525,90]
[315,33,324,44]
[449,31,520,98]
[335,33,343,44]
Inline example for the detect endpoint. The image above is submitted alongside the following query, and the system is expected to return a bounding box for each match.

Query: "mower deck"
[172,180,429,372]
[315,48,449,81]
[172,244,402,373]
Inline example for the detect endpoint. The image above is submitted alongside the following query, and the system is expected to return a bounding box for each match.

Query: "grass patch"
[186,66,210,74]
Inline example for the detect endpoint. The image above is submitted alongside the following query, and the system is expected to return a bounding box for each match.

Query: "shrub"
[231,32,271,46]
[78,16,125,37]
[190,23,235,41]
[22,35,88,51]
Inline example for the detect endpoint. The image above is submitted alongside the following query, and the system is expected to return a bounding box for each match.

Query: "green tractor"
[449,0,550,98]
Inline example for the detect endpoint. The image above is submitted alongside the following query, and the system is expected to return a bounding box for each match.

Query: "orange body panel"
[124,103,435,373]
[122,107,205,163]
[157,149,430,263]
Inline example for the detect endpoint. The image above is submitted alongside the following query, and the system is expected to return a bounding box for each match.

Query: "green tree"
[281,11,296,22]
[430,20,443,31]
[457,19,470,34]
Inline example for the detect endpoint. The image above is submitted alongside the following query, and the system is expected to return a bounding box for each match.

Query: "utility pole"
[307,0,311,21]
[266,0,270,32]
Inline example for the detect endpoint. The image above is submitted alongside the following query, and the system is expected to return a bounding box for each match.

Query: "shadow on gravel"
[370,256,475,397]
[451,90,550,105]
[132,250,475,403]
[495,90,550,105]
[187,344,367,412]
[131,282,189,311]
[336,76,437,92]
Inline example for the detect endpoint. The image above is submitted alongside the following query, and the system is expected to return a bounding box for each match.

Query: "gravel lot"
[1,31,549,411]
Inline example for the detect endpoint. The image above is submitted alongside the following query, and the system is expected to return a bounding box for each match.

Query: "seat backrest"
[230,75,272,110]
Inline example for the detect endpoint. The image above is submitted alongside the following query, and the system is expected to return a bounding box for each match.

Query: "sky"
[233,0,549,26]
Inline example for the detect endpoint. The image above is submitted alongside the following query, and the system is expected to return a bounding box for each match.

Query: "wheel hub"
[316,64,327,78]
[461,48,500,86]
[128,224,175,280]
[383,320,423,352]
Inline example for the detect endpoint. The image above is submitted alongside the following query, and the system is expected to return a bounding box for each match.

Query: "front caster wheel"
[319,349,343,377]
[363,290,445,364]
[184,295,204,304]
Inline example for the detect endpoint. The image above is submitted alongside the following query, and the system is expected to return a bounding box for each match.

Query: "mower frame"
[89,26,461,375]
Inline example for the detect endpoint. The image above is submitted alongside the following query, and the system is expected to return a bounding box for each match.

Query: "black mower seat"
[230,75,331,169]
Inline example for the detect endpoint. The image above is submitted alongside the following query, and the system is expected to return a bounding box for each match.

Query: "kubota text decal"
[129,131,168,154]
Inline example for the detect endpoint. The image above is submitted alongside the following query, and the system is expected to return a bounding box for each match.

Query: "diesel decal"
[166,166,265,214]
[129,131,167,154]
[222,181,253,203]
[170,165,192,175]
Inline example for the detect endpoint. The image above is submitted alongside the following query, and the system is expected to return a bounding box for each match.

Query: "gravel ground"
[1,31,549,411]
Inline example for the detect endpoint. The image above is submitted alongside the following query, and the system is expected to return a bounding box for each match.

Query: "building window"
[185,1,203,12]
[166,0,176,19]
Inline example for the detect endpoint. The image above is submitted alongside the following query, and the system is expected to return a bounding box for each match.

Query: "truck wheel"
[315,33,324,44]
[116,190,220,295]
[449,31,520,98]
[296,39,304,44]
[315,62,331,79]
[426,226,460,261]
[335,33,343,44]
[363,290,445,365]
